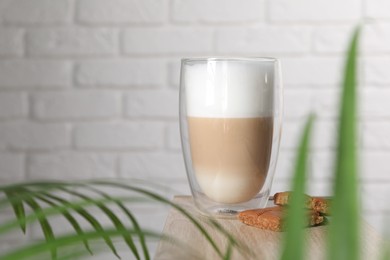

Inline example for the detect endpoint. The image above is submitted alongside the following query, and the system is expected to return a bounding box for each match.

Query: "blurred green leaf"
[281,114,315,260]
[34,194,93,256]
[382,241,390,260]
[4,189,26,234]
[328,27,361,260]
[57,187,141,260]
[90,180,227,259]
[23,193,57,260]
[38,190,121,259]
[0,228,158,260]
[85,185,150,260]
[0,181,245,260]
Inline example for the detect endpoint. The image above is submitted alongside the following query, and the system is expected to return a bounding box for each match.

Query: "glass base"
[193,189,271,219]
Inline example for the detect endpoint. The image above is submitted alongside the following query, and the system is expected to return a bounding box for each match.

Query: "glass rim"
[181,56,278,63]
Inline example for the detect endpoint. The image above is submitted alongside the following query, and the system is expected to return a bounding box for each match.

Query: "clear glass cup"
[179,57,283,217]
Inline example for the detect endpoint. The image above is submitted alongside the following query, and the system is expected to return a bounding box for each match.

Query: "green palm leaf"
[0,180,245,260]
[57,187,141,260]
[328,26,361,260]
[382,241,390,260]
[85,185,150,260]
[22,193,57,260]
[37,191,121,259]
[89,180,228,259]
[33,193,93,255]
[280,114,315,260]
[0,228,156,260]
[4,189,26,234]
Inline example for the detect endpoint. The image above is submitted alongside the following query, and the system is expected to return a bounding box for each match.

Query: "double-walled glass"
[180,57,283,217]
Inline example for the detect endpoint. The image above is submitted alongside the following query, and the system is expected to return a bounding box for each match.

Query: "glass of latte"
[179,57,282,217]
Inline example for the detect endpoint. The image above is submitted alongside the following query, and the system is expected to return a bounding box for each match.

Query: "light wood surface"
[155,196,382,260]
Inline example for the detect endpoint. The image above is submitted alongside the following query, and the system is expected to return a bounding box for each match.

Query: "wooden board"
[155,196,382,260]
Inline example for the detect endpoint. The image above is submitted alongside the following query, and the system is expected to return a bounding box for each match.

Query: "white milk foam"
[185,59,274,118]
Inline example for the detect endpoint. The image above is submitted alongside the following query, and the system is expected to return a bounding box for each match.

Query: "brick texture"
[364,57,390,85]
[0,153,25,181]
[123,28,214,54]
[313,25,354,54]
[0,0,72,24]
[28,152,117,179]
[165,122,181,150]
[269,0,361,22]
[282,57,342,86]
[120,152,186,181]
[216,26,310,54]
[361,89,390,118]
[32,90,121,120]
[363,122,390,149]
[172,0,265,23]
[0,123,70,150]
[76,59,166,87]
[27,28,118,57]
[0,92,27,119]
[0,60,71,88]
[0,29,24,56]
[125,90,178,118]
[363,24,390,53]
[74,122,164,149]
[365,0,390,18]
[77,0,167,24]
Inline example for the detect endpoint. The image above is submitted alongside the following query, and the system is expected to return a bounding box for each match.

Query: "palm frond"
[37,190,122,259]
[56,187,141,260]
[328,26,361,260]
[33,193,93,255]
[382,240,390,260]
[0,228,156,260]
[88,180,233,259]
[4,189,26,234]
[0,180,245,260]
[84,185,150,260]
[280,114,315,260]
[22,191,57,260]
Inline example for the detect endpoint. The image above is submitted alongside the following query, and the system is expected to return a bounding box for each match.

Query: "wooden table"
[155,196,382,260]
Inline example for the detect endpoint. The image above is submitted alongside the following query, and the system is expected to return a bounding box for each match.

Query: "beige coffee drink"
[185,60,274,204]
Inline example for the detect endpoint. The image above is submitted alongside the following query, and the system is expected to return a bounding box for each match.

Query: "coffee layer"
[188,116,273,204]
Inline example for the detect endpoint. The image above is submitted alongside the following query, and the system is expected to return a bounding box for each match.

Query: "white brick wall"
[76,0,168,25]
[125,90,178,118]
[216,26,311,54]
[75,59,166,87]
[0,0,72,25]
[123,28,214,54]
[0,92,27,119]
[269,0,362,22]
[27,28,119,56]
[0,60,71,88]
[171,0,265,23]
[120,152,185,181]
[32,90,121,120]
[0,29,24,56]
[0,122,71,150]
[74,122,164,149]
[0,0,389,253]
[28,152,117,180]
[365,0,390,19]
[0,153,25,181]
